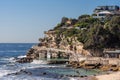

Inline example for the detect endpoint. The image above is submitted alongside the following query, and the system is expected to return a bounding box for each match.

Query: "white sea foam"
[17,55,26,59]
[9,57,15,60]
[31,60,47,64]
[30,60,64,68]
[0,70,11,77]
[0,57,66,80]
[0,57,16,62]
[0,69,18,78]
[0,62,60,80]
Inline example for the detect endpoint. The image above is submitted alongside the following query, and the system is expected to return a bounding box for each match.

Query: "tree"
[78,14,90,20]
[61,17,69,24]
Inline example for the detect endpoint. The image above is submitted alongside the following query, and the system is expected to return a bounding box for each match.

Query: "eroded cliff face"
[19,30,91,63]
[44,31,90,54]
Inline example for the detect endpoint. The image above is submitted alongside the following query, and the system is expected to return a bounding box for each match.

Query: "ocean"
[0,43,101,80]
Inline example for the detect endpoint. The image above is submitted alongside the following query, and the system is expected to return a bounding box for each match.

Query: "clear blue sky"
[0,0,120,43]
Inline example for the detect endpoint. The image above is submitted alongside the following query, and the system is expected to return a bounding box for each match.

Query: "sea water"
[0,43,101,80]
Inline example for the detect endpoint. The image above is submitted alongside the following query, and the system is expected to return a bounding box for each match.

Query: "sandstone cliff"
[24,15,120,62]
[17,14,120,72]
[17,29,91,63]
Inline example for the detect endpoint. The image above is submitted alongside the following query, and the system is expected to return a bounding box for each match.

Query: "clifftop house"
[93,5,120,18]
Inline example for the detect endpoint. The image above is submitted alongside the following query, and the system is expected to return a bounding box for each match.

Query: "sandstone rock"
[21,30,92,64]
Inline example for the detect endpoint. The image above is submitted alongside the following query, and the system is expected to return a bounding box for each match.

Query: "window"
[99,14,106,16]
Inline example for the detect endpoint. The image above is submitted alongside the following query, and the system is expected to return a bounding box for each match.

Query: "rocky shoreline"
[17,15,120,80]
[17,27,120,71]
[17,35,120,71]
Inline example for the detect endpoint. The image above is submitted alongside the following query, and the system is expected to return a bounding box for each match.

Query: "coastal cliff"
[20,30,91,63]
[18,15,120,66]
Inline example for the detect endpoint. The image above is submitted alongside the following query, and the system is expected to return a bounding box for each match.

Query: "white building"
[93,5,120,19]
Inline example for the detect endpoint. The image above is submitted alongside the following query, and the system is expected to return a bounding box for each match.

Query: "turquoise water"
[45,67,101,76]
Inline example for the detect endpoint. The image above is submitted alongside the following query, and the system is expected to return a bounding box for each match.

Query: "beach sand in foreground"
[96,71,120,80]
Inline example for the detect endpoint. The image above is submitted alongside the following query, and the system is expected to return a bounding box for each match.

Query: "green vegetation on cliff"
[53,15,120,50]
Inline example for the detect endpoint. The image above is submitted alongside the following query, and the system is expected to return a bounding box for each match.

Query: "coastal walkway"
[32,46,83,62]
[32,46,75,54]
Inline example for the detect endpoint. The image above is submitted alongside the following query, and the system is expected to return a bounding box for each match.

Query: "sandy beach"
[96,71,120,80]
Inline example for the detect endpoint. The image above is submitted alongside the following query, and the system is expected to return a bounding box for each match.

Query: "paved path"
[32,46,75,54]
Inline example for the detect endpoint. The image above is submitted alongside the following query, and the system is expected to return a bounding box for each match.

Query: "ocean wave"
[0,62,62,80]
[1,57,15,60]
[31,60,48,64]
[0,75,59,80]
[17,55,26,59]
[0,57,16,62]
[0,70,14,77]
[0,50,26,53]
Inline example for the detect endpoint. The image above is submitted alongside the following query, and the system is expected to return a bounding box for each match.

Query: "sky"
[0,0,120,43]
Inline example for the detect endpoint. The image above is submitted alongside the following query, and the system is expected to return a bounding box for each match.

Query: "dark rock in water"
[14,73,19,75]
[80,75,84,78]
[69,75,73,77]
[73,75,79,77]
[58,75,64,78]
[84,75,87,77]
[23,71,32,75]
[43,72,47,75]
[16,57,33,63]
[60,75,64,78]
